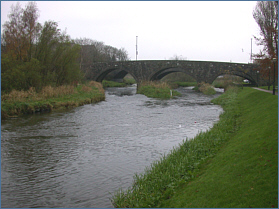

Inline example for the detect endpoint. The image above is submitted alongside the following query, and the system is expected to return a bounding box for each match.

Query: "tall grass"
[1,82,105,119]
[2,86,77,102]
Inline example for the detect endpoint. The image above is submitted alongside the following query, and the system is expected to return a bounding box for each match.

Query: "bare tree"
[253,1,278,60]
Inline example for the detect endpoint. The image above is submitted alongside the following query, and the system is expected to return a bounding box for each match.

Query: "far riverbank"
[1,81,105,119]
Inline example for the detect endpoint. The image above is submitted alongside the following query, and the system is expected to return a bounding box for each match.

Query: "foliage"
[74,38,130,79]
[1,3,82,93]
[112,87,278,208]
[1,2,130,94]
[138,81,181,99]
[123,78,136,85]
[253,1,278,80]
[195,82,216,95]
[1,2,41,62]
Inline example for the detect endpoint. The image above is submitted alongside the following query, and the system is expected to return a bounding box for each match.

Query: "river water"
[1,86,223,208]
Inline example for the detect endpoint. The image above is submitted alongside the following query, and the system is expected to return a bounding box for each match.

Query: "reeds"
[1,82,105,118]
[2,85,77,102]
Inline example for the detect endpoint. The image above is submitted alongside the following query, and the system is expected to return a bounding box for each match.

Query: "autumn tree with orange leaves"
[253,1,278,86]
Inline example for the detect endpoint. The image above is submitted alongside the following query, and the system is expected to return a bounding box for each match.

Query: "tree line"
[1,2,129,94]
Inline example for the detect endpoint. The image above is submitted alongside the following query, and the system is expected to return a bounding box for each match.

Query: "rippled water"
[1,86,223,208]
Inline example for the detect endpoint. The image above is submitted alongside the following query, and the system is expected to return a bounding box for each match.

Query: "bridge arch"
[94,65,139,84]
[209,69,258,85]
[150,67,198,82]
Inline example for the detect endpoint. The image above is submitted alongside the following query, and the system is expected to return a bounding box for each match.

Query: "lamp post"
[268,66,271,90]
[136,36,138,61]
[272,58,276,95]
[257,71,259,87]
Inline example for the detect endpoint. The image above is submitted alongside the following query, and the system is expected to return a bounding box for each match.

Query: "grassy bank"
[1,81,105,119]
[138,81,181,99]
[112,87,278,208]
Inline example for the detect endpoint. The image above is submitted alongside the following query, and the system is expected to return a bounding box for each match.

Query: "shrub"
[198,82,216,95]
[138,81,181,99]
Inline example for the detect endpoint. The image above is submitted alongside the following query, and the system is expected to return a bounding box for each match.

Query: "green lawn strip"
[1,87,105,118]
[112,87,278,208]
[137,85,181,99]
[102,80,127,88]
[160,88,278,208]
[172,81,197,87]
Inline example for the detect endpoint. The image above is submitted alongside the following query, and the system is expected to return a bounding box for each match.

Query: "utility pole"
[136,36,138,61]
[250,38,253,63]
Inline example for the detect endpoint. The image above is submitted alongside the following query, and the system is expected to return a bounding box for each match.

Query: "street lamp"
[268,66,271,90]
[136,36,138,61]
[257,71,259,87]
[272,58,277,95]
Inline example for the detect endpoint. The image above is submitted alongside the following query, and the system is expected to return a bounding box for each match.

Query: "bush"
[197,82,216,95]
[138,81,181,99]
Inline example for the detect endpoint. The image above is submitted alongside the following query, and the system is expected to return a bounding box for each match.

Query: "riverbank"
[112,87,278,208]
[1,81,105,119]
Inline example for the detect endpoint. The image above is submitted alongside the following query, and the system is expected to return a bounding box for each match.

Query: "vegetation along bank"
[138,81,181,99]
[112,87,278,208]
[1,81,105,119]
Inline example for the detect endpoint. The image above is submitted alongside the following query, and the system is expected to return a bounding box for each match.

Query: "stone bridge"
[83,60,261,85]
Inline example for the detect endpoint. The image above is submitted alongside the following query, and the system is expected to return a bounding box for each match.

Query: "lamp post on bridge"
[136,36,138,61]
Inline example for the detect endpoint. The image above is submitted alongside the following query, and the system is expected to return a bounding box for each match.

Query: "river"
[1,86,223,208]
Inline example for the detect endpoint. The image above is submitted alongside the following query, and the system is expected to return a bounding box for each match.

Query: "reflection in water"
[1,86,223,208]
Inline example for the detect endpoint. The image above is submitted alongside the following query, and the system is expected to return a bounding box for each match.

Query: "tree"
[253,1,278,80]
[2,2,40,62]
[36,21,82,86]
[22,2,41,61]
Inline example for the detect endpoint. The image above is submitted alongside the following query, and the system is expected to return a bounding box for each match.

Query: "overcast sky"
[1,1,262,63]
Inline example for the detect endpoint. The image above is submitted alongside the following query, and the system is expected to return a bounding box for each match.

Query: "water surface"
[1,86,223,208]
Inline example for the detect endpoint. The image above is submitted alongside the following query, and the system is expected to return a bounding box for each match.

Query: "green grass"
[172,81,197,87]
[123,78,136,85]
[259,86,278,92]
[102,80,127,88]
[138,82,181,99]
[112,87,278,208]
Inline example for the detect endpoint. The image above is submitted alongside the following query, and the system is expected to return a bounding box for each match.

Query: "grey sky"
[1,1,262,63]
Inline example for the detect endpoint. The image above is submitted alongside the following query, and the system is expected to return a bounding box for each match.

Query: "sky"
[1,1,263,63]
